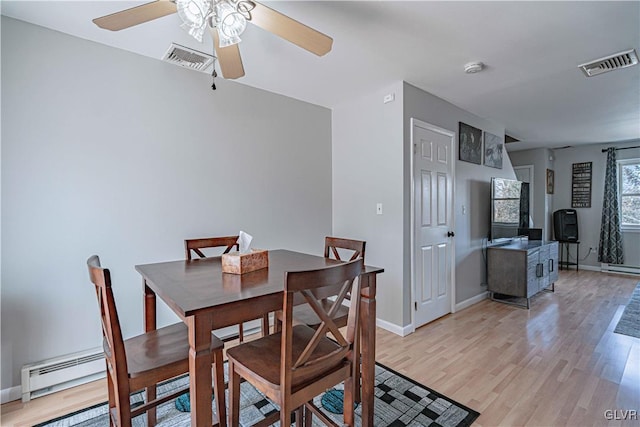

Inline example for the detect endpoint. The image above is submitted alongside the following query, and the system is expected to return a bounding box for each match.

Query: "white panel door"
[412,120,455,328]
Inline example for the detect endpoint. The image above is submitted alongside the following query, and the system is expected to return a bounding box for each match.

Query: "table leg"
[359,273,377,427]
[143,281,158,424]
[188,314,213,427]
[143,282,156,332]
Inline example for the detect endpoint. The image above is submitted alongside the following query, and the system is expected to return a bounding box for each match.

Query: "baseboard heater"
[21,347,105,402]
[601,263,640,276]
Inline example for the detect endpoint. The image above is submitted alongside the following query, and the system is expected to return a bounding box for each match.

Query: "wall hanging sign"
[571,162,592,208]
[458,122,482,165]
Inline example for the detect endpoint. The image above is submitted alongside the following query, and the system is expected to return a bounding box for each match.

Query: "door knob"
[447,231,455,237]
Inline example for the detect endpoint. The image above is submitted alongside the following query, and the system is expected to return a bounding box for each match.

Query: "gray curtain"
[598,148,624,264]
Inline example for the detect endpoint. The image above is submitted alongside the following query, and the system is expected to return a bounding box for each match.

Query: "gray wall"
[403,83,516,307]
[1,17,332,390]
[332,81,517,331]
[509,148,554,240]
[550,141,640,268]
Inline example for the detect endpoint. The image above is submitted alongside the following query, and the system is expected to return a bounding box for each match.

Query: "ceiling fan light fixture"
[215,1,247,47]
[176,0,213,42]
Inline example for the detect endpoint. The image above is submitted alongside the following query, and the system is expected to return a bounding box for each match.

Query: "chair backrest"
[324,237,366,263]
[281,259,363,385]
[86,255,130,404]
[185,236,239,260]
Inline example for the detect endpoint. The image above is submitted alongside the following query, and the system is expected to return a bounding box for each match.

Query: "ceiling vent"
[578,48,638,77]
[162,43,215,73]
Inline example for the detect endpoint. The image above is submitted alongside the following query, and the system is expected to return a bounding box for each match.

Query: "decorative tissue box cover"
[222,249,268,274]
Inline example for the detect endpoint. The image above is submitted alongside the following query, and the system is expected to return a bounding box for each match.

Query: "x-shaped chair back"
[185,236,239,260]
[282,259,363,384]
[324,236,366,263]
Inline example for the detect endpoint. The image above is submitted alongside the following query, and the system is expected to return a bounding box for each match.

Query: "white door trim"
[513,164,534,224]
[409,118,456,334]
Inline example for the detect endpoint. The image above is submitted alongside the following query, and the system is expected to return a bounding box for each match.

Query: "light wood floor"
[2,270,639,426]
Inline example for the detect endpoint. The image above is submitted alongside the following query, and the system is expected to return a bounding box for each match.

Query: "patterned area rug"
[35,362,479,427]
[614,282,640,338]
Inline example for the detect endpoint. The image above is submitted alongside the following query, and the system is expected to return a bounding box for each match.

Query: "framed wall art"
[571,162,592,208]
[458,122,482,165]
[483,132,503,169]
[546,169,554,194]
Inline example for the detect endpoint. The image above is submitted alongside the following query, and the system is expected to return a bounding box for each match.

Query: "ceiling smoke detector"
[464,62,484,74]
[578,48,639,77]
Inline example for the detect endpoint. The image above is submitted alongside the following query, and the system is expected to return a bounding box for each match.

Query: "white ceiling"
[2,1,639,151]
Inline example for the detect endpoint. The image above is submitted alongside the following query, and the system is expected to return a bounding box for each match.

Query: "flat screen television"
[490,177,530,241]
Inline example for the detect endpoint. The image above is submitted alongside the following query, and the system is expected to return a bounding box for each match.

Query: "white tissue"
[238,231,253,254]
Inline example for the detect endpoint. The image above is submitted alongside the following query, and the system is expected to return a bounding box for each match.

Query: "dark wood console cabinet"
[487,240,559,308]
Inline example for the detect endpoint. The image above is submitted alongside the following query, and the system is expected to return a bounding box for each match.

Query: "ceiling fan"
[93,0,333,80]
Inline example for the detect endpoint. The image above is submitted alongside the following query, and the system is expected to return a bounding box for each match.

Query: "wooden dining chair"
[274,237,366,330]
[87,255,227,427]
[185,236,270,342]
[185,236,239,260]
[227,259,364,427]
[272,237,366,401]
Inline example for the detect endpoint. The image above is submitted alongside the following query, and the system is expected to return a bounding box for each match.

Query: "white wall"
[332,81,517,331]
[1,17,332,391]
[403,83,516,307]
[509,148,555,240]
[550,141,640,268]
[332,81,405,327]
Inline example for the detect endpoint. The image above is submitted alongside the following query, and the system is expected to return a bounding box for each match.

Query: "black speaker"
[554,209,579,241]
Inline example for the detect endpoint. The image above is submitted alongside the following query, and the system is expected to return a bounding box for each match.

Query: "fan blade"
[248,2,333,56]
[93,0,177,31]
[210,28,245,79]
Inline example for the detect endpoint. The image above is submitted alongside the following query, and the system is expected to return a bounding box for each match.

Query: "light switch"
[376,203,383,215]
[462,205,466,215]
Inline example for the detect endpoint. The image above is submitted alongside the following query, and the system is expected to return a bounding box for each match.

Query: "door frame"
[409,118,456,334]
[513,164,534,225]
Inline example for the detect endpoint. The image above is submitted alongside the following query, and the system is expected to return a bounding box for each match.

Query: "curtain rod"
[601,145,640,152]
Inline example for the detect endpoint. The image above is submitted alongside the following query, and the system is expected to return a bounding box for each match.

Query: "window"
[619,159,640,230]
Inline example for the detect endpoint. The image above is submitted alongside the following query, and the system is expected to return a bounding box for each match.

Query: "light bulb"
[215,1,246,47]
[176,0,212,42]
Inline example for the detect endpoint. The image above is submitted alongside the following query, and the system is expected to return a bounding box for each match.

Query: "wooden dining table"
[135,249,384,426]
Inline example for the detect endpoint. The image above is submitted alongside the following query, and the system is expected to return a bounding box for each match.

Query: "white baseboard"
[377,292,489,338]
[577,264,600,272]
[455,291,489,312]
[1,385,21,404]
[376,318,412,337]
[600,263,640,276]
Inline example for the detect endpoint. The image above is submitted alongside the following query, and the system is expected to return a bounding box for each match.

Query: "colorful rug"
[614,282,640,339]
[35,362,479,427]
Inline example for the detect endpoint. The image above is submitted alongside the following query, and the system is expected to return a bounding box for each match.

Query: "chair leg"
[229,360,241,427]
[353,338,361,404]
[238,323,244,343]
[145,385,157,427]
[261,314,270,336]
[106,372,117,427]
[273,312,282,333]
[213,350,227,427]
[294,406,304,426]
[114,385,132,427]
[343,376,355,427]
[280,401,292,427]
[304,404,313,427]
